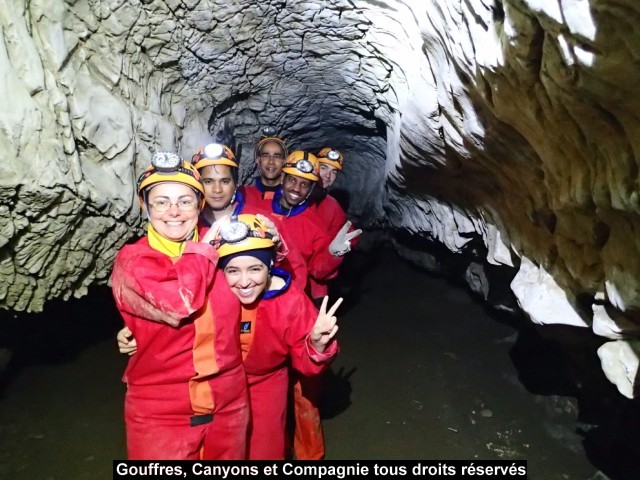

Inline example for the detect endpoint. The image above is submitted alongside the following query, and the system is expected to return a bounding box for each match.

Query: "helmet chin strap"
[142,191,151,221]
[301,183,315,204]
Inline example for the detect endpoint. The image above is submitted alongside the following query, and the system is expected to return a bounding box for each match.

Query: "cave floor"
[1,248,638,479]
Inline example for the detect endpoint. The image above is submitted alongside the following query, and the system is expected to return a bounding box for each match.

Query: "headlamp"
[203,143,224,159]
[220,220,251,244]
[326,150,341,161]
[294,159,314,173]
[262,126,277,137]
[216,217,274,246]
[151,152,182,172]
[137,153,204,200]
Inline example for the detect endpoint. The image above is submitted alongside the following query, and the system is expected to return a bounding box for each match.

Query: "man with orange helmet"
[309,148,362,301]
[192,142,308,291]
[192,143,245,225]
[111,152,249,459]
[244,127,288,209]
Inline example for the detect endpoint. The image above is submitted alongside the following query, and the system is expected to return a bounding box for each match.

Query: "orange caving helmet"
[282,150,319,182]
[316,148,344,171]
[192,143,238,170]
[255,126,288,159]
[213,214,276,258]
[136,151,204,207]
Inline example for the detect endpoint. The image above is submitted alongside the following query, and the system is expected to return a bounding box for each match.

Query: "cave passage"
[4,2,640,478]
[2,248,638,479]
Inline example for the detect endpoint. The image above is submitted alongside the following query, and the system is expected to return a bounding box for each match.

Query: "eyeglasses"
[148,198,198,213]
[259,152,284,161]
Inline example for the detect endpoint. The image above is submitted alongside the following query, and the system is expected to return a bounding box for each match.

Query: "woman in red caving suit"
[118,213,342,459]
[111,152,248,459]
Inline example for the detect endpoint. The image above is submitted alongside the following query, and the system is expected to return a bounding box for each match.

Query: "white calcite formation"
[510,256,588,328]
[597,340,640,399]
[2,0,640,395]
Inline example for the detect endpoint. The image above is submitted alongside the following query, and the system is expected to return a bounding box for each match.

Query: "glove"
[329,221,362,257]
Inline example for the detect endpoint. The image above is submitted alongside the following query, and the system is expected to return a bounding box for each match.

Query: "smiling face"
[319,163,339,189]
[281,174,313,207]
[146,182,200,241]
[200,164,236,210]
[222,255,269,305]
[256,141,285,186]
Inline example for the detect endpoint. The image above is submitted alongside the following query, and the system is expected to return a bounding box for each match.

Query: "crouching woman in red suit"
[111,152,249,460]
[118,213,342,459]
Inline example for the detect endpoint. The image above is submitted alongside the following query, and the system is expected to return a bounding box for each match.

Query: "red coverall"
[246,191,343,460]
[198,204,309,292]
[111,238,249,460]
[241,269,338,459]
[243,182,277,212]
[244,201,343,291]
[309,193,349,300]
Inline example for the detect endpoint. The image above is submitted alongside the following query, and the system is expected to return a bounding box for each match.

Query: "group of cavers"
[111,128,362,460]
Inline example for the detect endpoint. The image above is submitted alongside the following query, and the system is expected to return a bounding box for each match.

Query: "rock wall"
[2,0,640,396]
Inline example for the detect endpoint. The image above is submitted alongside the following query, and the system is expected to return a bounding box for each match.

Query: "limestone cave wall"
[2,0,640,396]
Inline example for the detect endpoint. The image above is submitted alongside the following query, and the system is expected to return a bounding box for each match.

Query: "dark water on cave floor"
[1,248,639,480]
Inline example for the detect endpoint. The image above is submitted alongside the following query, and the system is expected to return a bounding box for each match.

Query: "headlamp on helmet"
[219,219,251,244]
[295,159,314,173]
[137,152,204,205]
[212,215,276,257]
[326,150,340,161]
[192,143,238,171]
[203,143,225,159]
[317,147,344,170]
[282,150,319,181]
[261,126,277,138]
[151,152,182,172]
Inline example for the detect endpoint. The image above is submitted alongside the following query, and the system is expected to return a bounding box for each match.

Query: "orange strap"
[293,376,325,460]
[189,298,219,415]
[167,256,218,416]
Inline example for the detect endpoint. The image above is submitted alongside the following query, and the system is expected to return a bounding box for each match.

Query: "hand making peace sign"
[310,296,343,353]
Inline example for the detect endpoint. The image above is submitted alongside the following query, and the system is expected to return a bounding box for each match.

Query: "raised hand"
[201,214,230,245]
[328,221,362,256]
[117,326,137,356]
[256,213,281,247]
[310,296,343,353]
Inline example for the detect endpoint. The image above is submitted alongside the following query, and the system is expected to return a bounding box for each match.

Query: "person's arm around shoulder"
[112,237,220,327]
[117,326,137,356]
